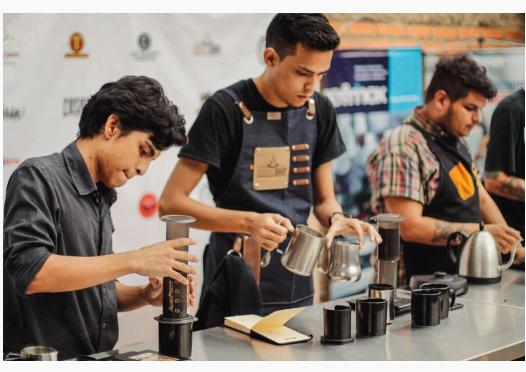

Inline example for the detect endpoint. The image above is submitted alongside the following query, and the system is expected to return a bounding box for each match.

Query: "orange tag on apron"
[253,146,290,191]
[448,162,475,200]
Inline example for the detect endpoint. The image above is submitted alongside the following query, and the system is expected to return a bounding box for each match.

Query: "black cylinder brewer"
[371,214,404,297]
[321,304,354,345]
[155,215,197,359]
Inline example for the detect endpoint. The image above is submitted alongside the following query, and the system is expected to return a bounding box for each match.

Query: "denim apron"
[201,88,318,315]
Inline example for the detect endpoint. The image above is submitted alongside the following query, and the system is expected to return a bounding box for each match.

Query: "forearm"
[159,192,258,234]
[26,251,138,294]
[313,197,342,228]
[116,282,148,312]
[485,171,525,202]
[400,216,480,246]
[479,184,507,224]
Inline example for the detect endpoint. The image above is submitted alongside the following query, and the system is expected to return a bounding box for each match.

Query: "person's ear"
[263,47,280,67]
[102,114,121,140]
[434,90,451,113]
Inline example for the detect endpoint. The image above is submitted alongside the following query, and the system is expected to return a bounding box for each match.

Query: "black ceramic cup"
[356,298,388,337]
[411,289,442,327]
[420,283,456,319]
[368,283,395,324]
[321,304,354,345]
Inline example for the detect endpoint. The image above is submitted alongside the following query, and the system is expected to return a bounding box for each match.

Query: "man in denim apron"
[161,14,381,316]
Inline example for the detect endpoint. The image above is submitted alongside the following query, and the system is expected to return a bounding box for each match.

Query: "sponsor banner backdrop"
[3,13,274,346]
[324,50,389,114]
[323,48,423,217]
[388,48,424,113]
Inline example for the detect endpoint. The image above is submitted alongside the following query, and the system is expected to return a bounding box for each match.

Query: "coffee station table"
[110,270,524,361]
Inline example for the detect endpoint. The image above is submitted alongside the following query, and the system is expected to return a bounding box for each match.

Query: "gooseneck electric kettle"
[448,222,522,284]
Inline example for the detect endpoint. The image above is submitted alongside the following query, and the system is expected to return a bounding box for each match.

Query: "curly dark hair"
[266,13,340,59]
[78,76,187,150]
[425,53,497,103]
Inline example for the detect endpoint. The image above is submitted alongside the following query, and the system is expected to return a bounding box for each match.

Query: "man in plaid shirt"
[367,54,523,283]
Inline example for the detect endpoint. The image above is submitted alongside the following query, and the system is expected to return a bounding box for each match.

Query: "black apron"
[403,123,482,282]
[201,88,317,315]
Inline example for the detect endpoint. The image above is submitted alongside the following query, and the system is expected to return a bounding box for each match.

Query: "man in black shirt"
[4,76,199,359]
[160,14,381,316]
[485,88,525,265]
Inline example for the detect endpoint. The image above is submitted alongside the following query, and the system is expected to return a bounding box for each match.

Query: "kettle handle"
[447,231,469,250]
[498,239,523,272]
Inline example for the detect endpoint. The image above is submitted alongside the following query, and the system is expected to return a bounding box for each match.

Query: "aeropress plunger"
[154,215,197,359]
[370,213,404,299]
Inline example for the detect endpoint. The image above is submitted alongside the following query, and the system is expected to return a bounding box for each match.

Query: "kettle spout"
[498,239,523,271]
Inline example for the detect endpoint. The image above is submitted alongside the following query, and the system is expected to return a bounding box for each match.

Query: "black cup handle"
[449,288,456,308]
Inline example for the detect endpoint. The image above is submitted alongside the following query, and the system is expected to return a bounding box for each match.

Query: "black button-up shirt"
[4,141,119,360]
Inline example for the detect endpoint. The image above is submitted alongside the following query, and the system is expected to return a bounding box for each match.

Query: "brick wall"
[327,13,525,52]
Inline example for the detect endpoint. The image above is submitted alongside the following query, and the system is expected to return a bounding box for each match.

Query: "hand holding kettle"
[448,222,523,283]
[483,223,521,254]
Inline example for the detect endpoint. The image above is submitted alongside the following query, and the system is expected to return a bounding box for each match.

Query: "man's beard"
[436,106,455,136]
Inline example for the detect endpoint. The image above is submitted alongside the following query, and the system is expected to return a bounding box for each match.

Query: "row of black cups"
[321,283,394,344]
[412,283,456,327]
[321,282,457,344]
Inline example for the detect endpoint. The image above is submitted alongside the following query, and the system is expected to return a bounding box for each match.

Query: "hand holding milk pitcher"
[279,213,382,282]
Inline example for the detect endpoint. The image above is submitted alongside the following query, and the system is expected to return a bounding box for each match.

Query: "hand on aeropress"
[131,238,198,285]
[143,274,197,307]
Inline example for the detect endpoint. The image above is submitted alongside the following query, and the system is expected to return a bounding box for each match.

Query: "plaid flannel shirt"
[366,107,476,285]
[367,106,476,213]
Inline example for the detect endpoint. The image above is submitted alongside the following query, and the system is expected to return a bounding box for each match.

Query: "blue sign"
[325,48,423,114]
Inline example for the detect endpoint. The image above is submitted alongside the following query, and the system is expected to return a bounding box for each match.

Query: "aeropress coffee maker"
[370,214,408,311]
[154,215,197,360]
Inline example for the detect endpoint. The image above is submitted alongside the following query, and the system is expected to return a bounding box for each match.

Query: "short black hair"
[266,13,340,59]
[78,75,187,150]
[425,53,497,103]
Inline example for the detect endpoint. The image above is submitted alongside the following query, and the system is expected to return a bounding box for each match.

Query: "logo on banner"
[4,32,20,64]
[324,82,388,109]
[138,33,151,50]
[325,51,391,113]
[65,32,89,58]
[193,35,221,56]
[139,193,158,218]
[131,32,159,61]
[4,106,25,120]
[4,158,21,167]
[63,97,90,116]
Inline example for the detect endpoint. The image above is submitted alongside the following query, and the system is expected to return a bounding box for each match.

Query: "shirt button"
[102,322,107,329]
[102,288,108,294]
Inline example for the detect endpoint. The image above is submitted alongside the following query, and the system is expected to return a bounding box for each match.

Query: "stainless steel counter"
[116,270,525,361]
[459,270,524,309]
